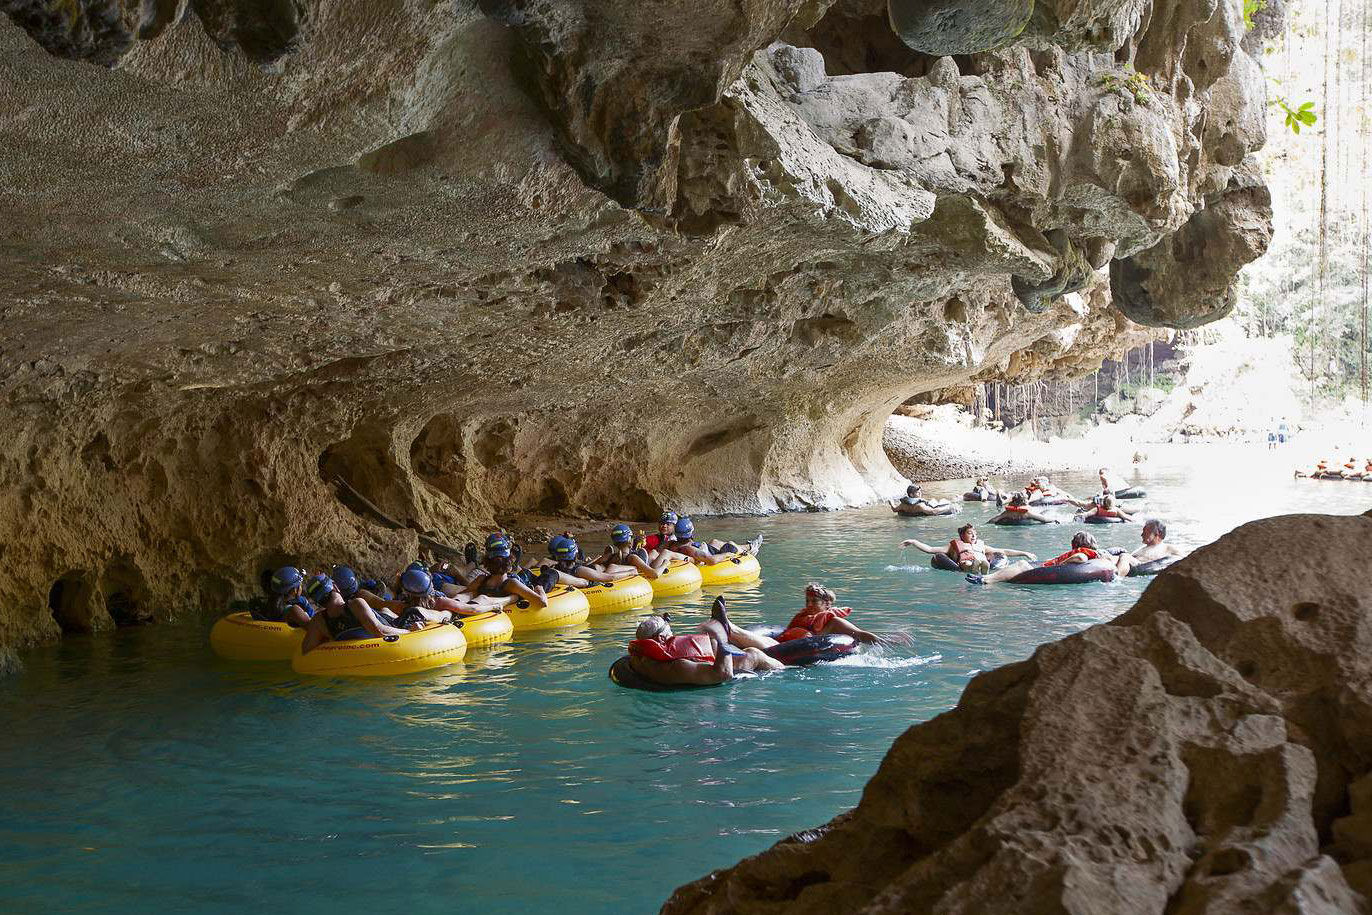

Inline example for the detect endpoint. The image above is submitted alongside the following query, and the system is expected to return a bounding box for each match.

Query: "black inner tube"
[931,552,1008,572]
[764,634,857,666]
[992,515,1042,526]
[1114,486,1147,499]
[1129,556,1178,577]
[608,656,722,692]
[608,628,859,691]
[1084,514,1128,524]
[1006,559,1117,585]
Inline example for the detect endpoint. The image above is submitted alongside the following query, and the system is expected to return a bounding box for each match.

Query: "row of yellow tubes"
[210,555,761,677]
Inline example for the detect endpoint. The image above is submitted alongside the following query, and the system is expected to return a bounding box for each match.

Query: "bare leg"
[975,560,1035,584]
[737,647,785,672]
[707,596,779,650]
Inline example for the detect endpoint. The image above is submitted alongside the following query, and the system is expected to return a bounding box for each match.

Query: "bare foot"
[710,596,731,638]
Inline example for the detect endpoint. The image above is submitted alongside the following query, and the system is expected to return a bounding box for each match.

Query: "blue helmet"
[485,532,510,550]
[610,524,633,545]
[331,565,359,598]
[548,535,579,560]
[400,569,433,595]
[485,541,512,560]
[406,561,428,573]
[270,566,304,595]
[304,573,335,603]
[674,517,695,538]
[659,511,678,525]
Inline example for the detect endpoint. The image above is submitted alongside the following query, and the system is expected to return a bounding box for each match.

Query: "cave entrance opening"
[47,572,96,634]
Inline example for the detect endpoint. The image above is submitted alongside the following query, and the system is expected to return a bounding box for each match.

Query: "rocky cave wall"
[0,0,1273,646]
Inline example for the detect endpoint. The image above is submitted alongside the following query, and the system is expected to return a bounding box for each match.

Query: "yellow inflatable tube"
[291,622,467,676]
[455,610,514,649]
[506,586,590,632]
[698,553,761,586]
[210,612,304,662]
[582,576,655,615]
[650,559,703,597]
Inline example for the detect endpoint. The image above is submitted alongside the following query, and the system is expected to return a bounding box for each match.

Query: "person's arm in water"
[1026,509,1060,523]
[819,617,886,645]
[900,538,943,555]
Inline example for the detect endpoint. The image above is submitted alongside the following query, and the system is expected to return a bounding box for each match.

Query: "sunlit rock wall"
[0,0,1272,644]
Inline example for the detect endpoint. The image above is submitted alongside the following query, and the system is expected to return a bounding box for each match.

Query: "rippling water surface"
[3,459,1368,913]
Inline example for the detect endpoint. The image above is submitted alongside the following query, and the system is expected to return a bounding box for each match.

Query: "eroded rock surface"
[0,0,1272,645]
[664,511,1372,914]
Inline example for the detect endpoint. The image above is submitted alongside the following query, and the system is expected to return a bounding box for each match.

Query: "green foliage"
[1119,379,1176,400]
[1243,0,1267,30]
[1097,67,1152,107]
[1275,97,1318,134]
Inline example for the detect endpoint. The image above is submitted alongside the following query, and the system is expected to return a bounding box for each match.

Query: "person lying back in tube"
[458,539,554,607]
[537,534,640,588]
[889,483,955,516]
[626,602,785,687]
[1078,494,1136,523]
[299,574,424,652]
[967,531,1102,584]
[1113,519,1185,576]
[662,517,762,566]
[587,524,672,580]
[967,476,998,500]
[902,523,1037,573]
[989,491,1061,525]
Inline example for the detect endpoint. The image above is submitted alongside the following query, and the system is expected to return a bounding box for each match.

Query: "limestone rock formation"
[664,511,1372,914]
[0,0,1273,646]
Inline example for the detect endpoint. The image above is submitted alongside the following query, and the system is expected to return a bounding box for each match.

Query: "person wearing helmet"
[263,566,316,628]
[664,517,762,565]
[589,524,672,579]
[299,573,417,653]
[540,534,638,587]
[642,511,681,558]
[362,568,469,624]
[459,540,553,607]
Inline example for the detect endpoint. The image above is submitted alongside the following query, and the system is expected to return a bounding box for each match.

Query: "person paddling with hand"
[903,523,1036,574]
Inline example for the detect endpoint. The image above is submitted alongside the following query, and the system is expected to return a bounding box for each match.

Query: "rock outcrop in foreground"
[665,511,1372,914]
[0,0,1273,646]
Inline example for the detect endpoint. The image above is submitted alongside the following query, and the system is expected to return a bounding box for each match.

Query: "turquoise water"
[2,461,1368,914]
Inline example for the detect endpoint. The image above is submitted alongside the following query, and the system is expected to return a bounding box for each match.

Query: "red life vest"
[780,606,852,642]
[1005,504,1029,514]
[948,537,986,564]
[644,534,663,551]
[1094,509,1120,519]
[1043,547,1099,567]
[627,634,714,663]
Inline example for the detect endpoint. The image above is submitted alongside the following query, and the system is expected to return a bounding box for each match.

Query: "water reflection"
[3,466,1367,915]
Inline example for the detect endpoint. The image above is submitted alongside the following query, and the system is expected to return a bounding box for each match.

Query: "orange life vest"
[780,607,852,642]
[628,634,714,663]
[1043,547,1100,567]
[949,537,987,564]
